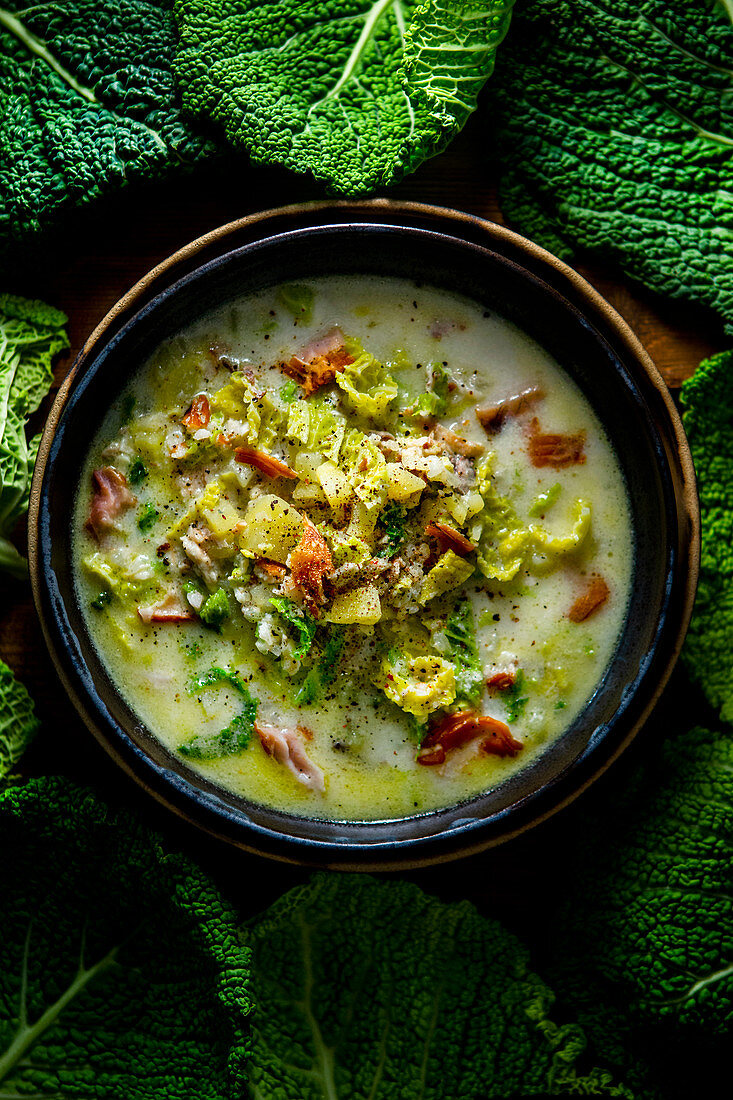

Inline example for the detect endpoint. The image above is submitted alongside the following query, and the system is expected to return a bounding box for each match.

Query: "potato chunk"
[239,495,304,563]
[386,463,425,502]
[326,584,381,625]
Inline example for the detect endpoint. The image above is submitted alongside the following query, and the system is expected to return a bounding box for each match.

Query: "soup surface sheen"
[74,276,633,821]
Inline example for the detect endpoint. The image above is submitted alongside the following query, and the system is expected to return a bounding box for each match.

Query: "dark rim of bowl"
[29,202,699,870]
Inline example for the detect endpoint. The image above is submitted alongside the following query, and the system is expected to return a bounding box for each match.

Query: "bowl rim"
[28,200,700,870]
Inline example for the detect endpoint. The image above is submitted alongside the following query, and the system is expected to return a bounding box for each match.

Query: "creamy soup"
[73,277,633,820]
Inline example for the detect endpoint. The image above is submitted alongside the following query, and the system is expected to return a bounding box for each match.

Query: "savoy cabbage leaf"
[173,0,515,195]
[680,349,733,722]
[491,0,733,329]
[0,294,68,577]
[0,0,219,243]
[0,776,251,1098]
[547,727,733,1093]
[0,658,39,785]
[245,872,628,1098]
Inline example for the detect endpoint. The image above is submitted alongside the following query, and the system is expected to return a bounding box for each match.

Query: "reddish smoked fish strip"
[528,417,586,468]
[281,326,354,395]
[418,710,523,765]
[432,424,484,457]
[424,522,476,556]
[289,521,333,615]
[182,394,210,431]
[486,671,515,691]
[568,575,610,623]
[416,746,447,767]
[256,721,325,791]
[138,592,195,623]
[256,557,287,579]
[477,385,545,434]
[235,447,298,479]
[86,466,135,539]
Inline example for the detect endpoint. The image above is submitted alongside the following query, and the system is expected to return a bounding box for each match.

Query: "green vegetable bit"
[0,0,218,245]
[680,349,733,722]
[90,589,114,610]
[412,362,451,419]
[199,588,230,631]
[504,669,529,723]
[246,873,628,1098]
[270,597,318,660]
[493,0,733,330]
[295,627,345,705]
[173,0,516,195]
[445,597,483,704]
[181,665,258,759]
[0,659,40,784]
[279,380,299,404]
[379,502,407,559]
[0,294,68,578]
[0,777,249,1096]
[529,482,561,517]
[137,502,158,532]
[276,284,314,324]
[128,456,148,484]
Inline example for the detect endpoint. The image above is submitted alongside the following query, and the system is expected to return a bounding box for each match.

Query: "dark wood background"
[0,114,726,929]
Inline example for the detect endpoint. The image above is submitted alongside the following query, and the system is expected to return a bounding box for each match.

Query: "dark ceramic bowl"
[29,201,699,869]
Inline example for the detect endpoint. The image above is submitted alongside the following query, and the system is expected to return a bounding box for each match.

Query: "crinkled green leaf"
[491,0,733,329]
[0,659,39,784]
[0,294,68,575]
[548,727,733,1093]
[680,349,733,722]
[174,0,515,195]
[0,0,219,243]
[0,776,251,1097]
[245,872,628,1098]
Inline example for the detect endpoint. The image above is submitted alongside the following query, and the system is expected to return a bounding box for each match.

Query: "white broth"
[73,276,633,820]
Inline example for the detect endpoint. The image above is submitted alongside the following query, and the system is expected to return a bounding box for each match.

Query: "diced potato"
[386,463,425,502]
[348,501,379,541]
[239,494,304,563]
[445,489,484,527]
[294,452,322,479]
[326,583,381,625]
[317,461,353,522]
[292,453,328,504]
[201,497,244,540]
[291,482,328,505]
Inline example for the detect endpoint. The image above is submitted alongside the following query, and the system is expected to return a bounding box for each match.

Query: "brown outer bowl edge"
[28,200,700,870]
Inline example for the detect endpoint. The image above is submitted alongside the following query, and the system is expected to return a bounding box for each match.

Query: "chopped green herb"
[270,597,318,660]
[199,589,230,631]
[379,503,407,559]
[180,665,258,759]
[445,598,483,704]
[295,670,318,706]
[137,502,158,532]
[529,483,561,517]
[318,629,345,688]
[128,457,148,485]
[276,284,315,324]
[295,628,345,706]
[505,670,529,723]
[554,700,567,710]
[90,589,113,610]
[279,380,299,404]
[180,639,203,660]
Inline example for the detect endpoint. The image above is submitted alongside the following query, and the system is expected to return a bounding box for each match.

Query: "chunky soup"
[74,276,633,820]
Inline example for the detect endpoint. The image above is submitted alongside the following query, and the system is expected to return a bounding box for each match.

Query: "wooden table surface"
[0,115,725,925]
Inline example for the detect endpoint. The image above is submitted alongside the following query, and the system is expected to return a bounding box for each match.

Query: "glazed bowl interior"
[34,219,694,867]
